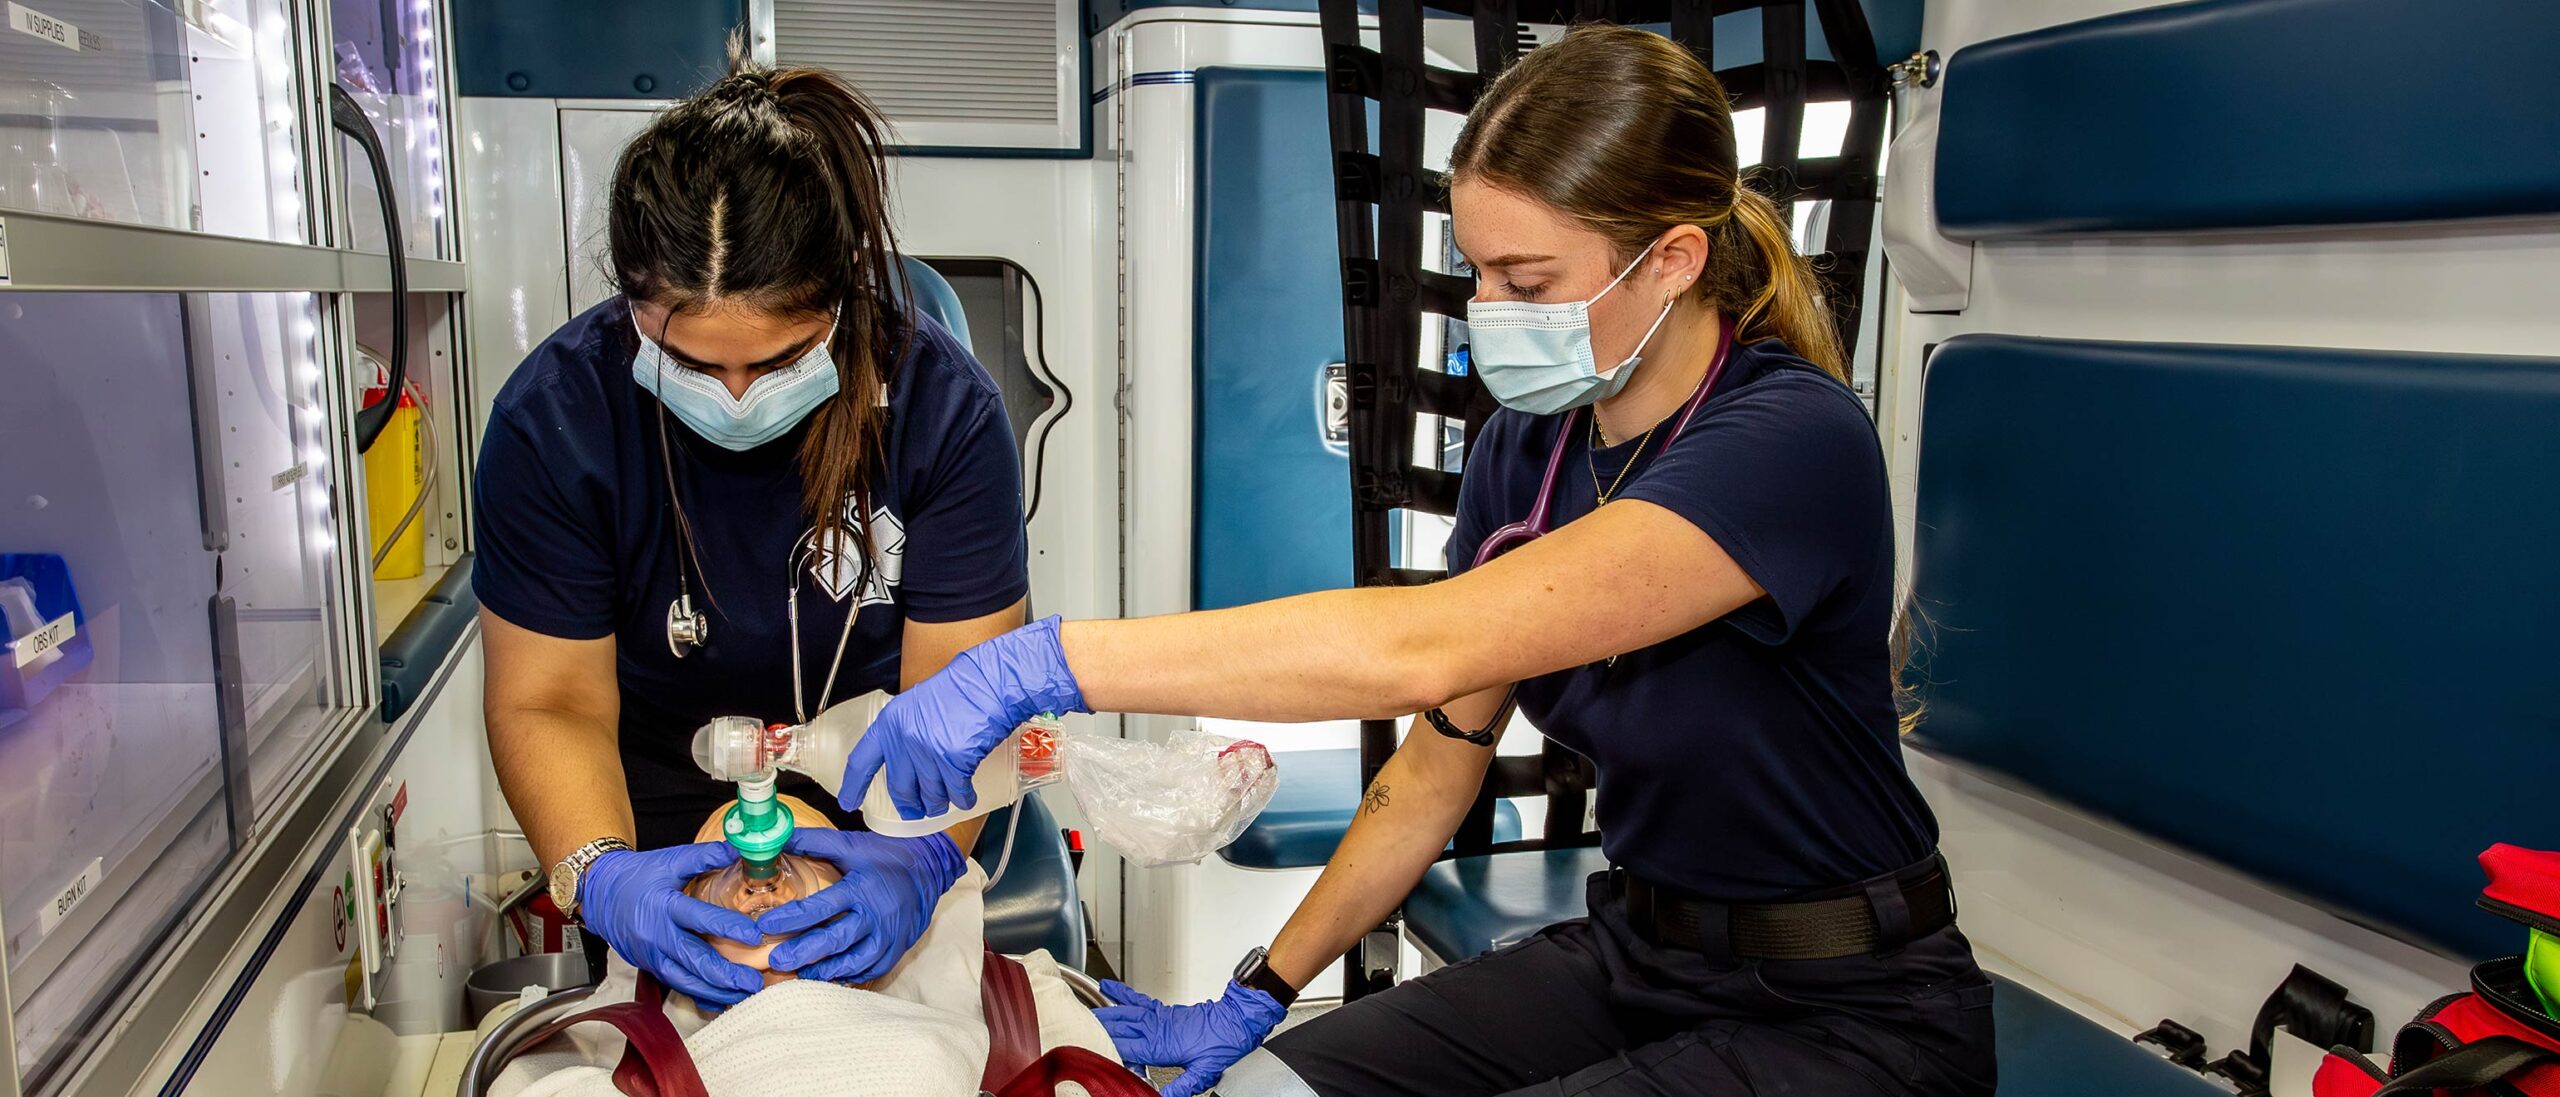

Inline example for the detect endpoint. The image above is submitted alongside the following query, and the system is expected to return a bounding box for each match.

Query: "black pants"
[1237,872,1997,1096]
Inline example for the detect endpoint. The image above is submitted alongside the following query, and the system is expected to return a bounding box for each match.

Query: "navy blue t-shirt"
[473,298,1028,845]
[1447,338,1936,901]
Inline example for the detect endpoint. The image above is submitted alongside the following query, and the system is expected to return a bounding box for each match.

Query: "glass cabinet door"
[331,0,451,259]
[0,0,311,242]
[193,293,356,814]
[0,290,354,1087]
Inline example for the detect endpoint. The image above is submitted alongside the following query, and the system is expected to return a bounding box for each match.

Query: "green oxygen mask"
[722,772,795,881]
[2529,928,2560,1020]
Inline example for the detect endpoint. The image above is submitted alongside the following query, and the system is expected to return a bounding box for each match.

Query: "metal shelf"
[0,209,467,295]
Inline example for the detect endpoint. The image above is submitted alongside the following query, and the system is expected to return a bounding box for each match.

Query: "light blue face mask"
[632,318,840,451]
[1465,241,1675,416]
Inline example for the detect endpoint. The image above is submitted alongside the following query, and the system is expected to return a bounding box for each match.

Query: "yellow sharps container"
[362,377,425,580]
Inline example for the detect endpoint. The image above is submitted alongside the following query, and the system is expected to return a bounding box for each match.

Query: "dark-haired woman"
[848,26,1993,1097]
[472,60,1024,1007]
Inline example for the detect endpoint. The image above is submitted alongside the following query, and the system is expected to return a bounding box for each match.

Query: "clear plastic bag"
[1057,727,1278,867]
[691,707,1270,865]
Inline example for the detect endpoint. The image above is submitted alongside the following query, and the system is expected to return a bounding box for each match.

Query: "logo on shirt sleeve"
[808,497,904,607]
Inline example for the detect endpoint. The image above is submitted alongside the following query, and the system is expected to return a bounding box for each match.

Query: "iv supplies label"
[39,859,104,936]
[8,4,84,51]
[13,612,74,673]
[271,462,309,492]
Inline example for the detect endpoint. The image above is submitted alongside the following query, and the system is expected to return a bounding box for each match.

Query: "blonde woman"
[851,27,1993,1097]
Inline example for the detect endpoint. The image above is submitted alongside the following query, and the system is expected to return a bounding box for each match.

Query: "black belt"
[1614,855,1957,962]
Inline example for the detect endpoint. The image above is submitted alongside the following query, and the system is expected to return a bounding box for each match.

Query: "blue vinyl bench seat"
[1403,846,1610,963]
[1912,336,2560,961]
[979,790,1085,971]
[1907,333,2560,1090]
[1991,974,2225,1097]
[1219,748,1521,870]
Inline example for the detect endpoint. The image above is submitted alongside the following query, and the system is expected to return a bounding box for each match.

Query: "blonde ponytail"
[1724,189,1848,383]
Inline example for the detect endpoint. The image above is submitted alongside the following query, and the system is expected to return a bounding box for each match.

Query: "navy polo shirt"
[1447,338,1937,901]
[473,298,1028,844]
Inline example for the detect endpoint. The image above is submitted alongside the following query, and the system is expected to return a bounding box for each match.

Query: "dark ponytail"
[608,34,911,566]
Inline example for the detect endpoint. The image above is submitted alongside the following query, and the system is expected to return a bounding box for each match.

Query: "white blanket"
[492,864,1115,1097]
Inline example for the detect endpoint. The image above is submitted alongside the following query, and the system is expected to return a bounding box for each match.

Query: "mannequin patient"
[490,796,1122,1097]
[681,795,855,988]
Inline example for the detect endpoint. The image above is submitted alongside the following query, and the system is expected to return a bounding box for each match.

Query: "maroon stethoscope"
[1426,319,1736,746]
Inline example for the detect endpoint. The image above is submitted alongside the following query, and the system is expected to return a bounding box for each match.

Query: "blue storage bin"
[1,553,94,730]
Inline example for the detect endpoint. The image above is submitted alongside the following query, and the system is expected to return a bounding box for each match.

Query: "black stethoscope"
[649,306,714,659]
[649,308,870,723]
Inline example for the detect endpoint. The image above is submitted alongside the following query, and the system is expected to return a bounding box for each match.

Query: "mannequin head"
[684,794,848,986]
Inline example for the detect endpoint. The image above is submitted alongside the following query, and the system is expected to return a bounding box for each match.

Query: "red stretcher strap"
[981,950,1044,1092]
[501,974,708,1097]
[993,1047,1161,1097]
[979,949,1157,1097]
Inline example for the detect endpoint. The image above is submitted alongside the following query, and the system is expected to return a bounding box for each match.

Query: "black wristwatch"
[1233,946,1301,1007]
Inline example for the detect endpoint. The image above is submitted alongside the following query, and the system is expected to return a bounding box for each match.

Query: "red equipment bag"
[2314,845,2560,1096]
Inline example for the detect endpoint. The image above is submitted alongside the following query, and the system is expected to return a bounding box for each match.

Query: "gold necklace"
[1589,415,1659,505]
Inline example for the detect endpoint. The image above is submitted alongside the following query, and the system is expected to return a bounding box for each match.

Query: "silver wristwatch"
[548,836,633,925]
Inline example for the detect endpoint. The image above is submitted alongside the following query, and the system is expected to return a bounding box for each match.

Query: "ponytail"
[769,62,911,560]
[1723,188,1848,383]
[608,33,910,563]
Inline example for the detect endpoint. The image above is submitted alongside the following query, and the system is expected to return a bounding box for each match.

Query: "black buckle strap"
[1619,856,1957,961]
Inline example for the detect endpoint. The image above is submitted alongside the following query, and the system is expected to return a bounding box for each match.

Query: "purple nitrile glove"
[754,828,967,984]
[839,616,1088,822]
[1091,979,1288,1097]
[578,842,765,1007]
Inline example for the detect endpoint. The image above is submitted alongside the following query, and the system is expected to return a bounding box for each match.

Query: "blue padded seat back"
[1934,0,2560,237]
[979,790,1085,970]
[899,256,973,349]
[1911,336,2560,961]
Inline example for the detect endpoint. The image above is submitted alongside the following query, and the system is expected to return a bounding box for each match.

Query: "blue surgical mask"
[632,318,840,451]
[1465,241,1674,416]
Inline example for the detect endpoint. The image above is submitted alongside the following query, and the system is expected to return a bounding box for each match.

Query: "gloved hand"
[755,827,967,984]
[840,616,1088,821]
[1092,979,1288,1097]
[579,842,766,1008]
